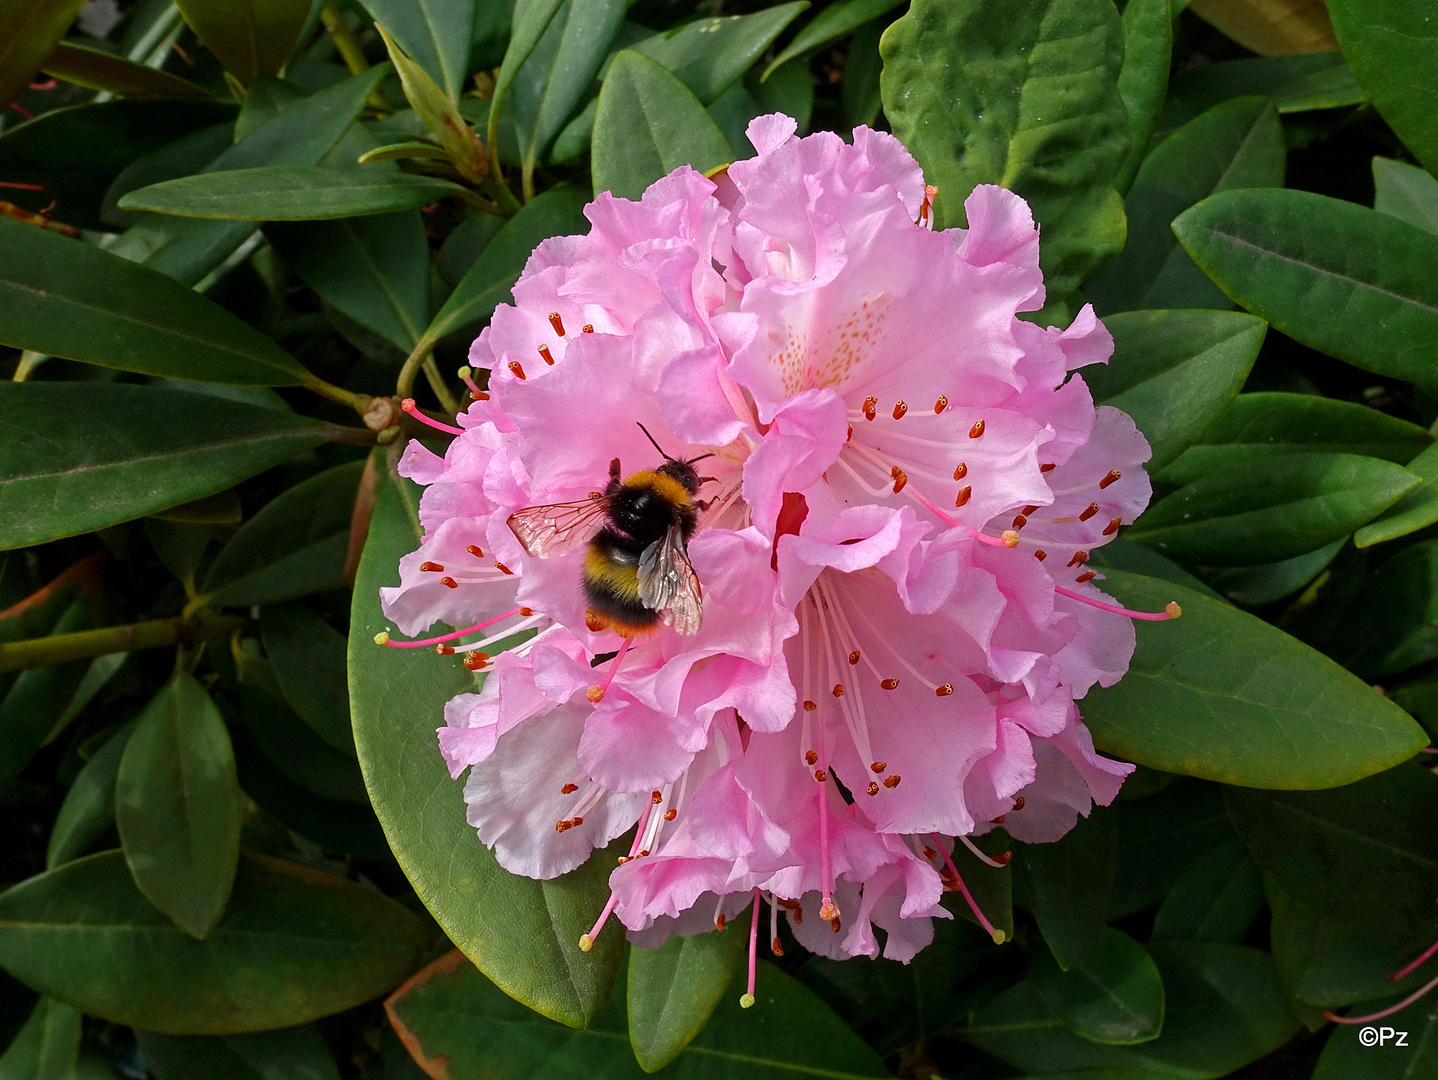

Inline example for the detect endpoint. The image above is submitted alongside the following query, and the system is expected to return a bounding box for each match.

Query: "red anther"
[548,312,565,336]
[420,561,444,572]
[954,486,972,507]
[891,469,908,493]
[866,782,880,796]
[1023,504,1040,516]
[830,917,842,934]
[1040,462,1056,473]
[465,545,483,558]
[494,562,514,575]
[1034,549,1048,561]
[570,816,583,826]
[581,324,594,333]
[772,937,784,956]
[991,814,1005,824]
[803,700,817,712]
[1075,570,1097,584]
[953,462,968,481]
[439,576,459,589]
[934,395,948,413]
[814,769,828,782]
[832,683,844,697]
[716,914,727,932]
[651,790,663,804]
[664,808,677,820]
[561,783,579,794]
[519,606,533,616]
[555,820,572,832]
[870,761,887,773]
[968,419,986,439]
[1068,551,1089,567]
[638,849,649,857]
[846,425,854,442]
[923,846,938,859]
[862,395,878,421]
[1079,502,1100,521]
[1012,514,1028,529]
[1013,796,1025,810]
[462,652,488,670]
[471,390,490,401]
[935,683,953,697]
[805,749,818,765]
[617,855,630,864]
[793,907,803,924]
[538,344,555,365]
[880,678,899,690]
[776,898,801,910]
[848,650,861,666]
[1103,516,1122,536]
[508,360,527,379]
[1099,469,1122,489]
[435,644,455,655]
[883,774,901,788]
[892,400,908,420]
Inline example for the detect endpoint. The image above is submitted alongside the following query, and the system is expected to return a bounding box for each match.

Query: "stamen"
[561,783,578,794]
[400,399,464,436]
[1099,469,1121,489]
[848,650,861,666]
[376,608,524,649]
[936,684,953,697]
[439,577,459,589]
[508,360,526,380]
[832,683,844,697]
[880,678,899,690]
[548,312,565,336]
[1390,938,1438,982]
[892,401,908,420]
[770,894,783,956]
[538,344,555,365]
[1103,516,1123,536]
[1075,570,1096,583]
[953,462,967,481]
[420,562,444,572]
[891,468,908,493]
[968,420,985,439]
[1012,514,1027,529]
[462,652,489,670]
[866,782,879,795]
[955,486,972,507]
[870,762,887,772]
[715,894,727,931]
[1055,585,1182,621]
[457,367,485,399]
[1034,550,1047,561]
[577,892,618,952]
[816,704,837,923]
[1324,972,1438,1025]
[435,644,454,655]
[1079,502,1100,521]
[1067,551,1089,567]
[883,774,901,788]
[740,888,760,1008]
[934,395,948,414]
[467,545,484,558]
[582,324,594,333]
[959,833,1009,868]
[1040,463,1056,473]
[931,835,1006,944]
[862,395,878,421]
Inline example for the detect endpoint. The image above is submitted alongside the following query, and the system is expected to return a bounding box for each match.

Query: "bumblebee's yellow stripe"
[622,469,692,508]
[584,546,640,598]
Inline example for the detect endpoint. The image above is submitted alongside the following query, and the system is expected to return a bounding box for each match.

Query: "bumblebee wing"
[637,524,703,636]
[507,497,613,558]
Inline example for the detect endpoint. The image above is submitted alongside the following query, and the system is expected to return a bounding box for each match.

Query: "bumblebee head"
[637,423,711,497]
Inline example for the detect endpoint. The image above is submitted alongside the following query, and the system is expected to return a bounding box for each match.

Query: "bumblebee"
[507,426,710,637]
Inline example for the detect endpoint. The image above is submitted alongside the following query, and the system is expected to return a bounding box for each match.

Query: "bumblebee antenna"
[636,422,675,461]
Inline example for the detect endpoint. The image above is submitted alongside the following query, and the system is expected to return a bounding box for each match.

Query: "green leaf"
[136,1025,340,1080]
[1374,155,1438,236]
[1086,310,1265,473]
[1356,442,1438,547]
[763,0,892,83]
[1226,763,1438,943]
[1327,0,1438,175]
[747,59,813,135]
[0,594,96,789]
[267,211,430,352]
[881,0,1130,308]
[1159,53,1362,136]
[628,931,745,1071]
[0,998,79,1080]
[116,673,243,939]
[1017,807,1117,971]
[1088,537,1227,602]
[259,604,355,755]
[173,0,313,85]
[951,830,1014,942]
[491,0,568,140]
[1109,781,1236,920]
[1157,393,1434,487]
[0,384,330,551]
[0,851,431,1033]
[1324,538,1438,678]
[840,17,885,130]
[1204,537,1347,607]
[119,165,468,220]
[1151,837,1264,943]
[437,209,503,286]
[425,187,590,342]
[0,0,87,109]
[592,51,734,202]
[103,123,235,230]
[1088,97,1285,315]
[202,461,363,608]
[41,41,214,100]
[1113,0,1174,195]
[1078,568,1429,787]
[1173,188,1438,397]
[1129,453,1419,566]
[48,724,133,869]
[358,0,476,99]
[349,472,621,1028]
[0,216,310,384]
[1030,928,1165,1045]
[373,25,488,182]
[1315,997,1438,1079]
[387,951,889,1079]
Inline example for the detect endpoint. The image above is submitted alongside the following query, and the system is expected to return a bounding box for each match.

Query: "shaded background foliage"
[0,0,1435,1077]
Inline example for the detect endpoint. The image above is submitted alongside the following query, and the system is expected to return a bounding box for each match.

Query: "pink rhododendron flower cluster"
[378,115,1177,983]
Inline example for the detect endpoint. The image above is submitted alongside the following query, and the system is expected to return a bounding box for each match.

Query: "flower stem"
[396,335,438,403]
[0,612,248,674]
[421,354,459,415]
[300,372,373,416]
[320,0,370,76]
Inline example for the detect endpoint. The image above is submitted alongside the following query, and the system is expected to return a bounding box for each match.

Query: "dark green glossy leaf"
[491,0,568,137]
[268,211,430,352]
[1204,537,1346,607]
[116,673,242,939]
[763,0,893,82]
[840,16,885,130]
[173,0,312,85]
[1088,538,1227,602]
[631,6,810,104]
[1159,53,1360,135]
[136,1025,340,1080]
[0,851,431,1033]
[1017,807,1116,970]
[1374,156,1438,236]
[1030,928,1164,1045]
[1089,97,1285,314]
[259,604,354,755]
[358,0,475,99]
[1356,443,1438,547]
[425,187,589,342]
[952,830,1014,943]
[437,211,503,286]
[349,472,622,1028]
[41,41,214,100]
[0,998,79,1080]
[1130,453,1418,566]
[47,723,132,870]
[1079,569,1428,787]
[1327,0,1438,175]
[1315,997,1438,1079]
[120,165,467,220]
[1157,393,1433,487]
[1109,781,1235,920]
[203,461,363,608]
[627,930,744,1071]
[0,217,308,385]
[592,51,733,202]
[103,123,234,230]
[0,0,87,108]
[1151,837,1264,943]
[387,951,889,1078]
[1326,540,1438,678]
[881,0,1130,309]
[0,594,95,789]
[0,384,329,551]
[1087,310,1265,472]
[747,59,813,135]
[1173,188,1438,397]
[1113,0,1173,195]
[1227,765,1438,945]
